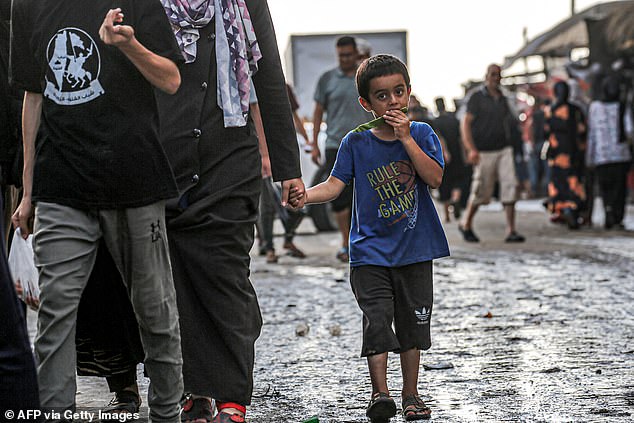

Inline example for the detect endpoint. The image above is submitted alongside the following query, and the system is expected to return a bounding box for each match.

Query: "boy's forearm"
[401,136,443,189]
[305,176,345,204]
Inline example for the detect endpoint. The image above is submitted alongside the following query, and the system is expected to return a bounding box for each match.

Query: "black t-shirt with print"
[10,0,183,209]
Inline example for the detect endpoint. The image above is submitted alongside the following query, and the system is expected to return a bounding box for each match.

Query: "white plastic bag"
[8,228,40,310]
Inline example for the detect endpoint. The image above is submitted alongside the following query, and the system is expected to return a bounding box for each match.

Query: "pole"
[571,0,575,15]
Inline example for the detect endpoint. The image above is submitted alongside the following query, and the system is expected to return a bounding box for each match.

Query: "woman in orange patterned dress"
[544,81,587,229]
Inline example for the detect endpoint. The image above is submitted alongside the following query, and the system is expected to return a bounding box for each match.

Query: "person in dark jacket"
[156,1,305,421]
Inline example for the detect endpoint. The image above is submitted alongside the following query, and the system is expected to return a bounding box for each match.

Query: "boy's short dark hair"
[356,54,410,101]
[336,36,357,49]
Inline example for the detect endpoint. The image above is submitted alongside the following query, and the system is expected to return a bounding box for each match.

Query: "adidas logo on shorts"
[415,307,431,325]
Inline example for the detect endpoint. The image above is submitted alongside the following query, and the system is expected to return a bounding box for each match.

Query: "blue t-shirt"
[331,121,450,267]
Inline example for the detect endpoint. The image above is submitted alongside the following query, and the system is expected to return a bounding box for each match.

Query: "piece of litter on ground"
[540,367,562,373]
[295,323,309,337]
[423,362,454,370]
[328,325,342,336]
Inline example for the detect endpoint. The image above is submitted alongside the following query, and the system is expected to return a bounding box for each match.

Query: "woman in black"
[156,1,304,421]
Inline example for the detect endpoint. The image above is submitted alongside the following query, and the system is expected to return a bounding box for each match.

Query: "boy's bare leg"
[367,353,389,394]
[335,208,351,249]
[400,348,420,397]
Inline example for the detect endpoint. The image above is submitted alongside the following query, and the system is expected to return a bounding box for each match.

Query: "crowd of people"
[0,1,632,422]
[408,65,633,236]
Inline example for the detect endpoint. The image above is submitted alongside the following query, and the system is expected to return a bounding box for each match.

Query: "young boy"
[290,54,449,422]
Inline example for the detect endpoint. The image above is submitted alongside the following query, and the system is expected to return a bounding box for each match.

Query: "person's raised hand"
[99,8,135,48]
[383,109,412,141]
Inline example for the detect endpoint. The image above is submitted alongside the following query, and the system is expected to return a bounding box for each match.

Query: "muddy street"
[28,201,634,422]
[247,214,633,422]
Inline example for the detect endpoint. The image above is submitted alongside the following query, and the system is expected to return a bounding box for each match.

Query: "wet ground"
[27,199,634,422]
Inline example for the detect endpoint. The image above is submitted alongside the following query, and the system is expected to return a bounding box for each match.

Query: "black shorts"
[325,148,353,212]
[350,261,433,357]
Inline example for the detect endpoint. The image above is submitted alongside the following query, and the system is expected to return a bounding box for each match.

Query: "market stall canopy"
[503,0,634,69]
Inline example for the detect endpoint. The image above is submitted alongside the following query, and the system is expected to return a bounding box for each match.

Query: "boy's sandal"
[366,392,396,422]
[402,394,431,421]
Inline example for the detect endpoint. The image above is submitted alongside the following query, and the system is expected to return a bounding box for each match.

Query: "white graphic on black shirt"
[44,28,104,105]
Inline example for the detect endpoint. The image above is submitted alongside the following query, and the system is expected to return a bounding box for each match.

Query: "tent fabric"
[503,1,634,68]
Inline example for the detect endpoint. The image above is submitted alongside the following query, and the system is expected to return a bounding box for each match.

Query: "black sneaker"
[102,390,141,422]
[458,225,480,243]
[505,231,526,243]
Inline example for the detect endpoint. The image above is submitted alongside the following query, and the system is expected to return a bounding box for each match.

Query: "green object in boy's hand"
[352,106,408,133]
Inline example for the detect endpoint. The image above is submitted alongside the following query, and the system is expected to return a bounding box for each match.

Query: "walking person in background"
[433,97,468,223]
[254,95,307,263]
[291,54,448,422]
[586,74,632,229]
[527,97,549,197]
[459,64,525,243]
[544,81,587,229]
[311,35,372,262]
[157,0,305,421]
[10,2,185,421]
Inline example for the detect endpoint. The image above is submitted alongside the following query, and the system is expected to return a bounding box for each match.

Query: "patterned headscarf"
[161,0,262,127]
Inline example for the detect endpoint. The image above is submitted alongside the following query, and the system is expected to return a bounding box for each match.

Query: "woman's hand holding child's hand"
[287,186,305,210]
